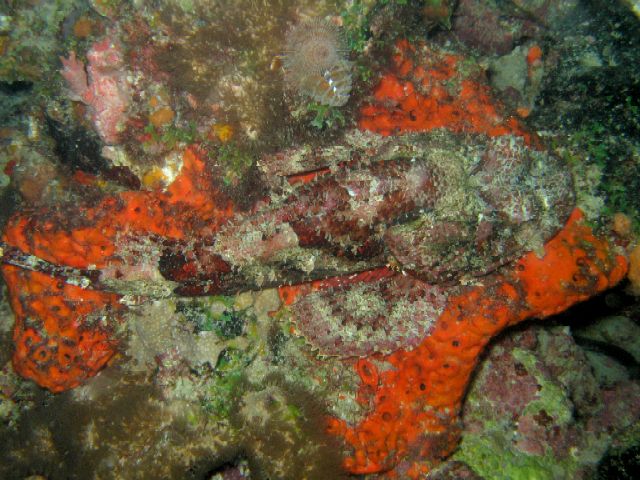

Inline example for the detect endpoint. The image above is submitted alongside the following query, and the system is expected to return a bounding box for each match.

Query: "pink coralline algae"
[452,0,540,55]
[60,37,131,144]
[458,325,640,478]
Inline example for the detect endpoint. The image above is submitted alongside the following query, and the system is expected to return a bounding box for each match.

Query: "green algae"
[178,296,249,340]
[216,142,256,187]
[454,432,573,480]
[0,0,83,81]
[512,348,573,426]
[294,100,348,130]
[143,122,198,150]
[202,348,249,418]
[454,345,579,480]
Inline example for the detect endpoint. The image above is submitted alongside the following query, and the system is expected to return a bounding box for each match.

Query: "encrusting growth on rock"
[280,40,630,476]
[1,148,236,391]
[0,36,632,477]
[320,209,627,475]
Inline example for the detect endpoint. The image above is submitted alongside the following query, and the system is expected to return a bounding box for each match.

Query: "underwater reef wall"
[1,1,639,478]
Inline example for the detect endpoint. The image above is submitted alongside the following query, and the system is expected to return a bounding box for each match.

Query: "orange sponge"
[359,40,531,143]
[3,266,122,392]
[1,147,235,392]
[324,209,627,475]
[315,40,628,475]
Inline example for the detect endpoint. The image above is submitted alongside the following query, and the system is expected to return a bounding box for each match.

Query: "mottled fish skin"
[250,130,574,357]
[290,274,450,357]
[384,134,575,284]
[220,130,574,284]
[1,130,573,306]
